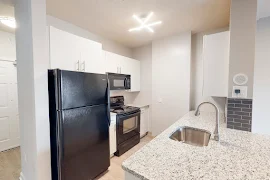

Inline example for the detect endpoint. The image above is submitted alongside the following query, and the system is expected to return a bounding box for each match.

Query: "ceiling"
[1,0,231,48]
[0,2,15,33]
[47,0,230,48]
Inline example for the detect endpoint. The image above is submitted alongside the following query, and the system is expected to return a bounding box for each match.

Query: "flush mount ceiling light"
[129,12,162,33]
[0,17,16,28]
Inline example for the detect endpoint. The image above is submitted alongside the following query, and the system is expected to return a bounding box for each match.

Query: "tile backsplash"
[227,98,252,132]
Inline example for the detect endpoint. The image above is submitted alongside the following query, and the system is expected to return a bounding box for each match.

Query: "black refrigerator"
[48,69,110,180]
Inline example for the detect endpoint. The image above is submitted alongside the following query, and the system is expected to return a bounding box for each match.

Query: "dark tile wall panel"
[227,98,252,132]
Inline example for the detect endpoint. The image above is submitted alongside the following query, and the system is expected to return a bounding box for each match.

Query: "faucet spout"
[194,102,220,141]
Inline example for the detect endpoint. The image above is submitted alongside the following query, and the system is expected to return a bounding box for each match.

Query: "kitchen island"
[122,112,270,180]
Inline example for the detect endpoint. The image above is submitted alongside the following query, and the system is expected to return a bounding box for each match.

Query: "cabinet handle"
[81,61,85,72]
[120,67,121,73]
[76,60,80,71]
[117,67,119,73]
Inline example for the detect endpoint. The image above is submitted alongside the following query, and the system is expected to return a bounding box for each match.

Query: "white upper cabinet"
[104,51,123,74]
[50,26,80,71]
[122,58,140,92]
[104,51,141,92]
[49,26,104,74]
[202,31,230,97]
[78,36,104,74]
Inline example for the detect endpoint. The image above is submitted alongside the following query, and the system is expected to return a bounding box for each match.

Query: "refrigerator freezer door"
[60,104,110,180]
[58,70,108,110]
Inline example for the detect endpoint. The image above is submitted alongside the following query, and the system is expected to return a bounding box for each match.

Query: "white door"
[0,61,19,152]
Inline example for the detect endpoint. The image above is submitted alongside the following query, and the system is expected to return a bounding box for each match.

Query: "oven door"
[116,111,140,145]
[107,73,131,90]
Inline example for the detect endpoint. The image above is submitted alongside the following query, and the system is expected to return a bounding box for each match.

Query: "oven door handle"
[118,111,140,120]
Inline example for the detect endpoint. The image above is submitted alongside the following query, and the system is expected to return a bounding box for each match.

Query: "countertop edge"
[122,165,149,180]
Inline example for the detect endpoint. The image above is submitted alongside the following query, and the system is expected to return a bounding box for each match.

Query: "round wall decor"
[233,73,248,85]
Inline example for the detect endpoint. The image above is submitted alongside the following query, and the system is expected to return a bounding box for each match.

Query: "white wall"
[0,30,16,61]
[252,16,270,135]
[110,90,139,105]
[190,28,228,113]
[151,32,191,136]
[47,15,133,58]
[132,44,152,131]
[15,0,51,179]
[228,0,257,98]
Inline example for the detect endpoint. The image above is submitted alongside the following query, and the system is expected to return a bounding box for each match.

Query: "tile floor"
[0,147,21,180]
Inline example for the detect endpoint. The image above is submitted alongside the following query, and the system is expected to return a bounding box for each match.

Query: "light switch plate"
[232,86,248,98]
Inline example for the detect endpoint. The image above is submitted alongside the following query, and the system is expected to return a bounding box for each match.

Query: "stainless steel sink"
[169,126,211,147]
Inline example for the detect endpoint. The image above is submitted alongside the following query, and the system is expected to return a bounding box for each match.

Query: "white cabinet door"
[109,123,117,157]
[0,61,19,152]
[104,51,122,73]
[49,26,80,71]
[203,31,230,97]
[140,107,149,138]
[122,58,140,92]
[79,37,105,74]
[130,59,140,92]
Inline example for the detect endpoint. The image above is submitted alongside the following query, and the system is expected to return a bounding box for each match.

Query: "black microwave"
[107,73,131,90]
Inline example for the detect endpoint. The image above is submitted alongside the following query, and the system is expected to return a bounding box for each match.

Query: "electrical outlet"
[232,86,248,98]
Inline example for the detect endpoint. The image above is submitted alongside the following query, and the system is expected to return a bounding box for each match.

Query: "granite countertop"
[122,111,270,180]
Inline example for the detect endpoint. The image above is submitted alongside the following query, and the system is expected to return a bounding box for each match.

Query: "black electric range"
[110,96,140,156]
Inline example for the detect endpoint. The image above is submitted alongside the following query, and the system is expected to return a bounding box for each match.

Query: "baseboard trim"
[20,172,25,180]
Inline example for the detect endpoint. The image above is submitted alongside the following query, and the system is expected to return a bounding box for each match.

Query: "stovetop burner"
[110,96,140,115]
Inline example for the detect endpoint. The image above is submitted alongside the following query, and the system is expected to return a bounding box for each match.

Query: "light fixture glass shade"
[0,17,16,28]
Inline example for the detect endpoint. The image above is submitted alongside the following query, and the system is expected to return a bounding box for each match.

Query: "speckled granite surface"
[122,111,270,180]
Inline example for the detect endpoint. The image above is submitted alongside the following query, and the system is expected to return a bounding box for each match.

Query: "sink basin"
[169,126,211,147]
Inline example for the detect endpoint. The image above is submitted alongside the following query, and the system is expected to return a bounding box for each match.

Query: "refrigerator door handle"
[107,76,111,126]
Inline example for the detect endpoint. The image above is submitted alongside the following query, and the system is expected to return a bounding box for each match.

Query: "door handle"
[76,60,80,71]
[124,77,127,88]
[81,61,85,72]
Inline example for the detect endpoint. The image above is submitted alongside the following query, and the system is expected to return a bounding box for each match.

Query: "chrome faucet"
[194,102,220,141]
